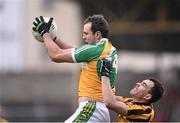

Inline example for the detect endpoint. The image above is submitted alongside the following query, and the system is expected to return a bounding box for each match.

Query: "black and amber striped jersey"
[118,98,154,122]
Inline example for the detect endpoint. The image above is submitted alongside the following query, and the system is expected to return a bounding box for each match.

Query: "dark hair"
[147,78,164,104]
[83,14,109,38]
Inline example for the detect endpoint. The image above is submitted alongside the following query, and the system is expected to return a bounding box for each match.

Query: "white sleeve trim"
[71,48,77,63]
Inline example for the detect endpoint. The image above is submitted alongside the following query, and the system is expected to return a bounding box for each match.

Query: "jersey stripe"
[73,101,96,122]
[128,108,152,115]
[126,117,151,122]
[126,114,152,122]
[74,40,105,55]
[75,45,95,55]
[71,48,77,62]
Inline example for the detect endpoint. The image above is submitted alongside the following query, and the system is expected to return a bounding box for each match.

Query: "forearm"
[43,33,74,63]
[43,33,61,58]
[101,76,117,104]
[54,37,75,49]
[101,76,128,115]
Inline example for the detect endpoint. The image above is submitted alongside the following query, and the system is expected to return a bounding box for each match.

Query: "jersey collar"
[132,101,151,106]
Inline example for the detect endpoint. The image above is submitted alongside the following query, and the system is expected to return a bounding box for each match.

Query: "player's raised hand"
[32,17,42,32]
[32,16,53,36]
[100,57,112,77]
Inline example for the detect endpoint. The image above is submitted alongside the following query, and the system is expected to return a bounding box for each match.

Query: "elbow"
[104,98,114,107]
[103,95,118,109]
[49,55,62,63]
[51,58,59,63]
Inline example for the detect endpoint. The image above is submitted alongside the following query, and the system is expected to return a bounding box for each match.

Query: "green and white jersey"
[71,38,118,100]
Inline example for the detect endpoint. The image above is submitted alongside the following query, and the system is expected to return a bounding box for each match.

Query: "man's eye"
[142,83,147,88]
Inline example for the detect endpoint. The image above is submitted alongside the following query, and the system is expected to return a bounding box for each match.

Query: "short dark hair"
[84,14,109,38]
[147,78,164,104]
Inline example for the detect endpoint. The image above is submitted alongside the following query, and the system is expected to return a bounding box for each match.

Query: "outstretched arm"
[102,76,127,115]
[100,58,128,115]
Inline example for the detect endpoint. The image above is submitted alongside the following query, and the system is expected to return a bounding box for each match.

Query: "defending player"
[100,58,164,122]
[32,14,118,122]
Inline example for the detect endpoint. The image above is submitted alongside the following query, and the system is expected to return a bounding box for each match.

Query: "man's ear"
[95,31,102,39]
[144,94,152,101]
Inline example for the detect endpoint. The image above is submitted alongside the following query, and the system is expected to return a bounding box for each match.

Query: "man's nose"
[82,35,85,40]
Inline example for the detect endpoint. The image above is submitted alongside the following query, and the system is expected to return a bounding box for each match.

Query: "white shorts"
[65,100,110,122]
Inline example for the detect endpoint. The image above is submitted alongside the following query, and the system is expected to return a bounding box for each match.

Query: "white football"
[32,17,57,42]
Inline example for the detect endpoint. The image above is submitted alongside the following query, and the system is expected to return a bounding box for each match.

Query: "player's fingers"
[35,17,41,24]
[32,27,36,32]
[33,21,38,27]
[40,16,45,23]
[48,17,53,25]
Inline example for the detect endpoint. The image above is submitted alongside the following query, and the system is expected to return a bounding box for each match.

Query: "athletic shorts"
[65,100,110,122]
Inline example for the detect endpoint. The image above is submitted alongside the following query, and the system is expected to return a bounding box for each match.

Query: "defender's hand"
[100,57,112,77]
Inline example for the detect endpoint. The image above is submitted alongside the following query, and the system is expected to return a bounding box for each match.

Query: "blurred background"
[0,0,180,122]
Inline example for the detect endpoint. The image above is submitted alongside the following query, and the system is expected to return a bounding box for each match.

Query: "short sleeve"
[72,40,106,63]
